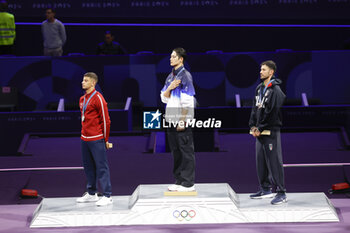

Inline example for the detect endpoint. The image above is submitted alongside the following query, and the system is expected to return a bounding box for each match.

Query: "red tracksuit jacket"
[79,89,111,142]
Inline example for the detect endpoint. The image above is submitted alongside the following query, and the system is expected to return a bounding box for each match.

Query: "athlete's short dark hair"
[173,47,187,62]
[261,60,277,74]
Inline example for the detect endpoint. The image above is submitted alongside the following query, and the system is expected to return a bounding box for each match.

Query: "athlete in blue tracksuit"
[161,47,196,192]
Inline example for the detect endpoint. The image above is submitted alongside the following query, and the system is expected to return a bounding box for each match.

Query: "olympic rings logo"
[173,209,196,221]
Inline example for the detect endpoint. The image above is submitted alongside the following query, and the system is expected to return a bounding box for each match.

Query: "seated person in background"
[97,31,127,55]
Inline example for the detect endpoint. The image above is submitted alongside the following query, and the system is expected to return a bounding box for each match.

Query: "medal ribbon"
[82,90,97,120]
[259,79,274,104]
[172,67,185,81]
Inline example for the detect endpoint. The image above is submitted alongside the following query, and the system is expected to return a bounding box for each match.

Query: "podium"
[30,183,339,228]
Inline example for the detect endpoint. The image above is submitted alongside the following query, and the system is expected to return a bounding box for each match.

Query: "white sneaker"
[177,185,195,192]
[76,192,99,203]
[96,196,113,206]
[168,184,181,191]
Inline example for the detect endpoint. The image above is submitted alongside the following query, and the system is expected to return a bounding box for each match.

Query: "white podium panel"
[30,183,339,228]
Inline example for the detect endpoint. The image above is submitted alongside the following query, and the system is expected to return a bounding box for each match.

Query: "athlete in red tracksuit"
[76,72,113,206]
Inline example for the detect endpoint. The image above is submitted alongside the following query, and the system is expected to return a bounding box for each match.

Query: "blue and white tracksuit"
[160,66,196,187]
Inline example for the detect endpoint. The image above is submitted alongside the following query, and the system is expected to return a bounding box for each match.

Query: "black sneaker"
[250,189,274,199]
[271,193,287,205]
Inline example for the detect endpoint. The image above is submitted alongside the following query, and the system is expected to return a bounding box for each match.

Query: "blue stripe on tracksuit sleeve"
[161,71,195,99]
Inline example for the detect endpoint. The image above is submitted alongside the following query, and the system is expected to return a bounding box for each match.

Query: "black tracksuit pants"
[256,129,286,193]
[167,127,195,187]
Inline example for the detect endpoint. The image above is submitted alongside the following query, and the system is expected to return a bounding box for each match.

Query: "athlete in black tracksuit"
[249,60,287,204]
